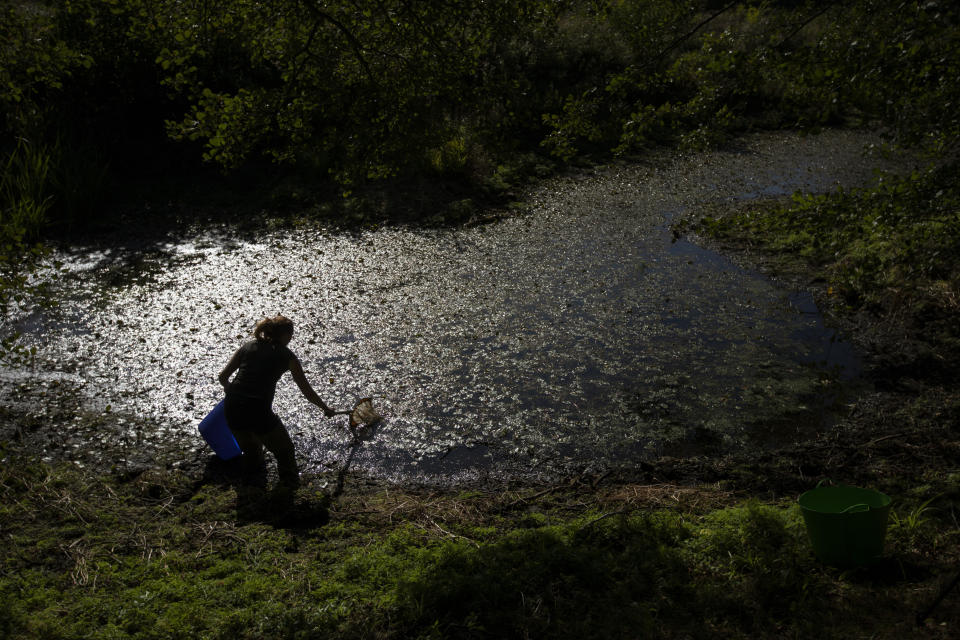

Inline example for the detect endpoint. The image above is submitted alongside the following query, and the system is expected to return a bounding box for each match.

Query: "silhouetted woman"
[219,315,335,487]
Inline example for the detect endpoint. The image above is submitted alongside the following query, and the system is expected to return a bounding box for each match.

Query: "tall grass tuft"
[0,138,55,243]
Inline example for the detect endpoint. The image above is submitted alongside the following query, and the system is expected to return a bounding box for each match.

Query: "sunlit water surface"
[1,131,909,485]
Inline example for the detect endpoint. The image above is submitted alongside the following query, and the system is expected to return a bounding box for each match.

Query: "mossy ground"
[2,401,959,640]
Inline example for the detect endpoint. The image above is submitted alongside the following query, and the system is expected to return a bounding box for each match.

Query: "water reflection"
[1,130,905,484]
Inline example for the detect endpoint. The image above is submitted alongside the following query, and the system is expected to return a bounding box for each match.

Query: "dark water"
[0,130,908,485]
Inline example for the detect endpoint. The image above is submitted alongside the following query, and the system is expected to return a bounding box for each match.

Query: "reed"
[0,138,54,242]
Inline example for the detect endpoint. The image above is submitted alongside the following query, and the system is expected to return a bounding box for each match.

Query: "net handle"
[332,397,372,415]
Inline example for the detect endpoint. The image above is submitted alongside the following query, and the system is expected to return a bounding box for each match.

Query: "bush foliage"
[2,1,958,230]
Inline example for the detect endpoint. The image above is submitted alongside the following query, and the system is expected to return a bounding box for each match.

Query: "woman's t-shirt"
[226,340,293,404]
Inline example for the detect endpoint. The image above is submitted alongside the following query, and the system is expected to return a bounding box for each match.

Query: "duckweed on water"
[0,130,911,484]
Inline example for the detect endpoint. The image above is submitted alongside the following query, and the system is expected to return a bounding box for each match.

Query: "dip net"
[347,397,382,429]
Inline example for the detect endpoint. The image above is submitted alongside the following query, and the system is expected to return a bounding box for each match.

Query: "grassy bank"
[2,413,959,640]
[692,161,960,383]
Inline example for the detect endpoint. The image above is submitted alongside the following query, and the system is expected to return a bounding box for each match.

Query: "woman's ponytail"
[254,315,294,343]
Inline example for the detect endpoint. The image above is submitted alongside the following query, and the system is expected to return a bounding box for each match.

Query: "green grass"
[693,160,960,382]
[2,454,958,639]
[0,138,54,242]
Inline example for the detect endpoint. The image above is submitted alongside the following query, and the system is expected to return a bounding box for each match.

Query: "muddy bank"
[0,129,921,488]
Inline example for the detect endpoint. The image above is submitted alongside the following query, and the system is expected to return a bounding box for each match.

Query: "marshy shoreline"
[3,131,959,639]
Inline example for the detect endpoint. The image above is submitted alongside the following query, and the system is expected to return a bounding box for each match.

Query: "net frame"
[346,397,382,429]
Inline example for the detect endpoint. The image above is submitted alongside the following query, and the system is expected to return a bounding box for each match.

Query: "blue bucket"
[198,400,241,460]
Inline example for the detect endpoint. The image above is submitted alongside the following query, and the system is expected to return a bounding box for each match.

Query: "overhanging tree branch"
[642,0,741,71]
[776,1,839,49]
[299,0,374,79]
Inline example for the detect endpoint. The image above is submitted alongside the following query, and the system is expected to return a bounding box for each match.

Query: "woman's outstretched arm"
[289,356,336,417]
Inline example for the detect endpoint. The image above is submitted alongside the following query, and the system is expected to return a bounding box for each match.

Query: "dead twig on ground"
[577,507,641,532]
[503,485,562,510]
[422,516,479,549]
[866,432,909,447]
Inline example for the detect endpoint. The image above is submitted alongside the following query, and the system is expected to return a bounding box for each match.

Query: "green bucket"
[798,482,891,568]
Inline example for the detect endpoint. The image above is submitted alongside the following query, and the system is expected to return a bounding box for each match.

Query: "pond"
[1,130,909,486]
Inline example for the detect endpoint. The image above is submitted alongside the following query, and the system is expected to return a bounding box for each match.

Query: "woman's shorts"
[224,394,284,435]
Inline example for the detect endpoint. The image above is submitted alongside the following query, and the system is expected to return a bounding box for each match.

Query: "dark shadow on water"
[787,291,862,379]
[411,442,493,476]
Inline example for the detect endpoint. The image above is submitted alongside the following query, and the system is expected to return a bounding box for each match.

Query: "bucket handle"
[840,503,870,514]
[816,478,864,491]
